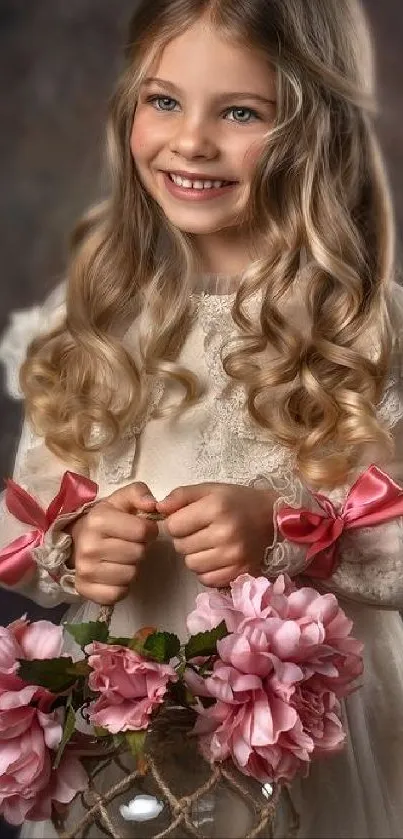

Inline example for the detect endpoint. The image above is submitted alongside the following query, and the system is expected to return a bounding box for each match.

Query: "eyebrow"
[143,77,276,105]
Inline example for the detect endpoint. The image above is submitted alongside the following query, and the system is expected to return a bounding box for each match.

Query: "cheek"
[130,115,150,163]
[225,132,266,181]
[130,110,170,164]
[242,137,267,174]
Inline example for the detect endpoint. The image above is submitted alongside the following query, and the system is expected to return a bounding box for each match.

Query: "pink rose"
[87,642,178,734]
[0,703,86,825]
[0,617,64,708]
[0,617,64,673]
[0,616,87,824]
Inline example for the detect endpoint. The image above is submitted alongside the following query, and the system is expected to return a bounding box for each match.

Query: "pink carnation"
[187,575,363,784]
[187,589,242,635]
[87,642,178,734]
[192,663,314,782]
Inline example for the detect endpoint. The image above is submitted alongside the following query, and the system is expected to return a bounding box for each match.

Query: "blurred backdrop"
[0,1,402,835]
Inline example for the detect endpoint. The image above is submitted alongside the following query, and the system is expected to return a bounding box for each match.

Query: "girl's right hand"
[68,482,159,606]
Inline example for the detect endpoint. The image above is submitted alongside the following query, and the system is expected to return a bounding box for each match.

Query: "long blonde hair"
[21,0,397,489]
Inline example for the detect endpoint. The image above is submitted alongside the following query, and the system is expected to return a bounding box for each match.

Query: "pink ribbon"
[0,471,98,585]
[277,464,403,579]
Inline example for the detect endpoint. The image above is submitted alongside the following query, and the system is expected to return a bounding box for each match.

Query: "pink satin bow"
[277,464,403,579]
[0,471,98,585]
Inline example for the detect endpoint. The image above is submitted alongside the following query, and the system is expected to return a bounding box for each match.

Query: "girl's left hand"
[156,483,276,587]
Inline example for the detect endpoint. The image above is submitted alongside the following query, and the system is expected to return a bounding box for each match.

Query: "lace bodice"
[2,277,403,613]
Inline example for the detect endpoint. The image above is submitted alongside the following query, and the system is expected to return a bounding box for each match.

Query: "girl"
[1,0,403,836]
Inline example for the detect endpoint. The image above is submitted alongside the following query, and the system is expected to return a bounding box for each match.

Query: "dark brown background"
[1,0,402,622]
[0,2,401,833]
[1,0,402,632]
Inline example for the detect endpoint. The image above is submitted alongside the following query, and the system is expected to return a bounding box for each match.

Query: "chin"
[162,210,242,236]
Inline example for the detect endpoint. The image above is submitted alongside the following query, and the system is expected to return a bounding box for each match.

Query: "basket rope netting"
[49,512,300,839]
[53,608,299,838]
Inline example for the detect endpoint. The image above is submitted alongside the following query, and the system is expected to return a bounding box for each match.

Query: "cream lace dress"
[2,274,403,838]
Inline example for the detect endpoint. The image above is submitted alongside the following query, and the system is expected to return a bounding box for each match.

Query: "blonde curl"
[20,0,398,489]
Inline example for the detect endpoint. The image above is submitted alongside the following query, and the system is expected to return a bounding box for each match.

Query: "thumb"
[107,482,157,514]
[156,483,213,514]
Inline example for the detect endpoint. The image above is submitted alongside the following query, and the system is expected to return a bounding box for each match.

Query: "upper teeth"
[169,174,229,189]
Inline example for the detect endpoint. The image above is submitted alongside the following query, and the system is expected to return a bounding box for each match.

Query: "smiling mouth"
[166,172,237,190]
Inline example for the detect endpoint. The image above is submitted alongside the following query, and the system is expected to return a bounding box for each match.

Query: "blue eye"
[147,95,178,111]
[226,107,260,123]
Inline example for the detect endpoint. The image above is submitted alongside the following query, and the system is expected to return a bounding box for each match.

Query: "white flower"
[119,794,164,822]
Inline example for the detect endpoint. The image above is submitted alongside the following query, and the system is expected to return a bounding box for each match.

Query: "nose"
[169,115,218,160]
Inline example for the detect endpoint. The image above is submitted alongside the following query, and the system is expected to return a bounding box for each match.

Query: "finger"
[88,505,159,543]
[80,561,138,588]
[166,501,213,538]
[107,482,157,514]
[86,538,145,565]
[183,549,230,574]
[197,565,245,588]
[74,580,129,606]
[173,527,215,556]
[156,483,215,515]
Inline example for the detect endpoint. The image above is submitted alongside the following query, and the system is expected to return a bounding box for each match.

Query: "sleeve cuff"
[248,472,310,579]
[31,499,98,597]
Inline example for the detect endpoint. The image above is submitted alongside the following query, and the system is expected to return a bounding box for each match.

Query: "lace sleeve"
[0,419,99,607]
[253,438,403,610]
[0,283,98,607]
[317,414,403,610]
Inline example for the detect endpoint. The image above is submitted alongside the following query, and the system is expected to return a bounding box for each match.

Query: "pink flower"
[0,617,64,672]
[0,616,64,708]
[0,703,87,825]
[87,642,178,734]
[186,576,296,636]
[0,616,87,825]
[187,589,242,635]
[193,661,313,783]
[189,574,363,693]
[290,683,345,756]
[188,575,363,784]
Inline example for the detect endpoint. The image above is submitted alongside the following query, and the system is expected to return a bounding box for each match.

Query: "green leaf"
[143,631,181,663]
[184,621,228,661]
[64,621,109,648]
[18,657,79,693]
[53,705,76,769]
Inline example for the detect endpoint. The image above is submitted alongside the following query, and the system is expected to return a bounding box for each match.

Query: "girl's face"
[130,19,276,239]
